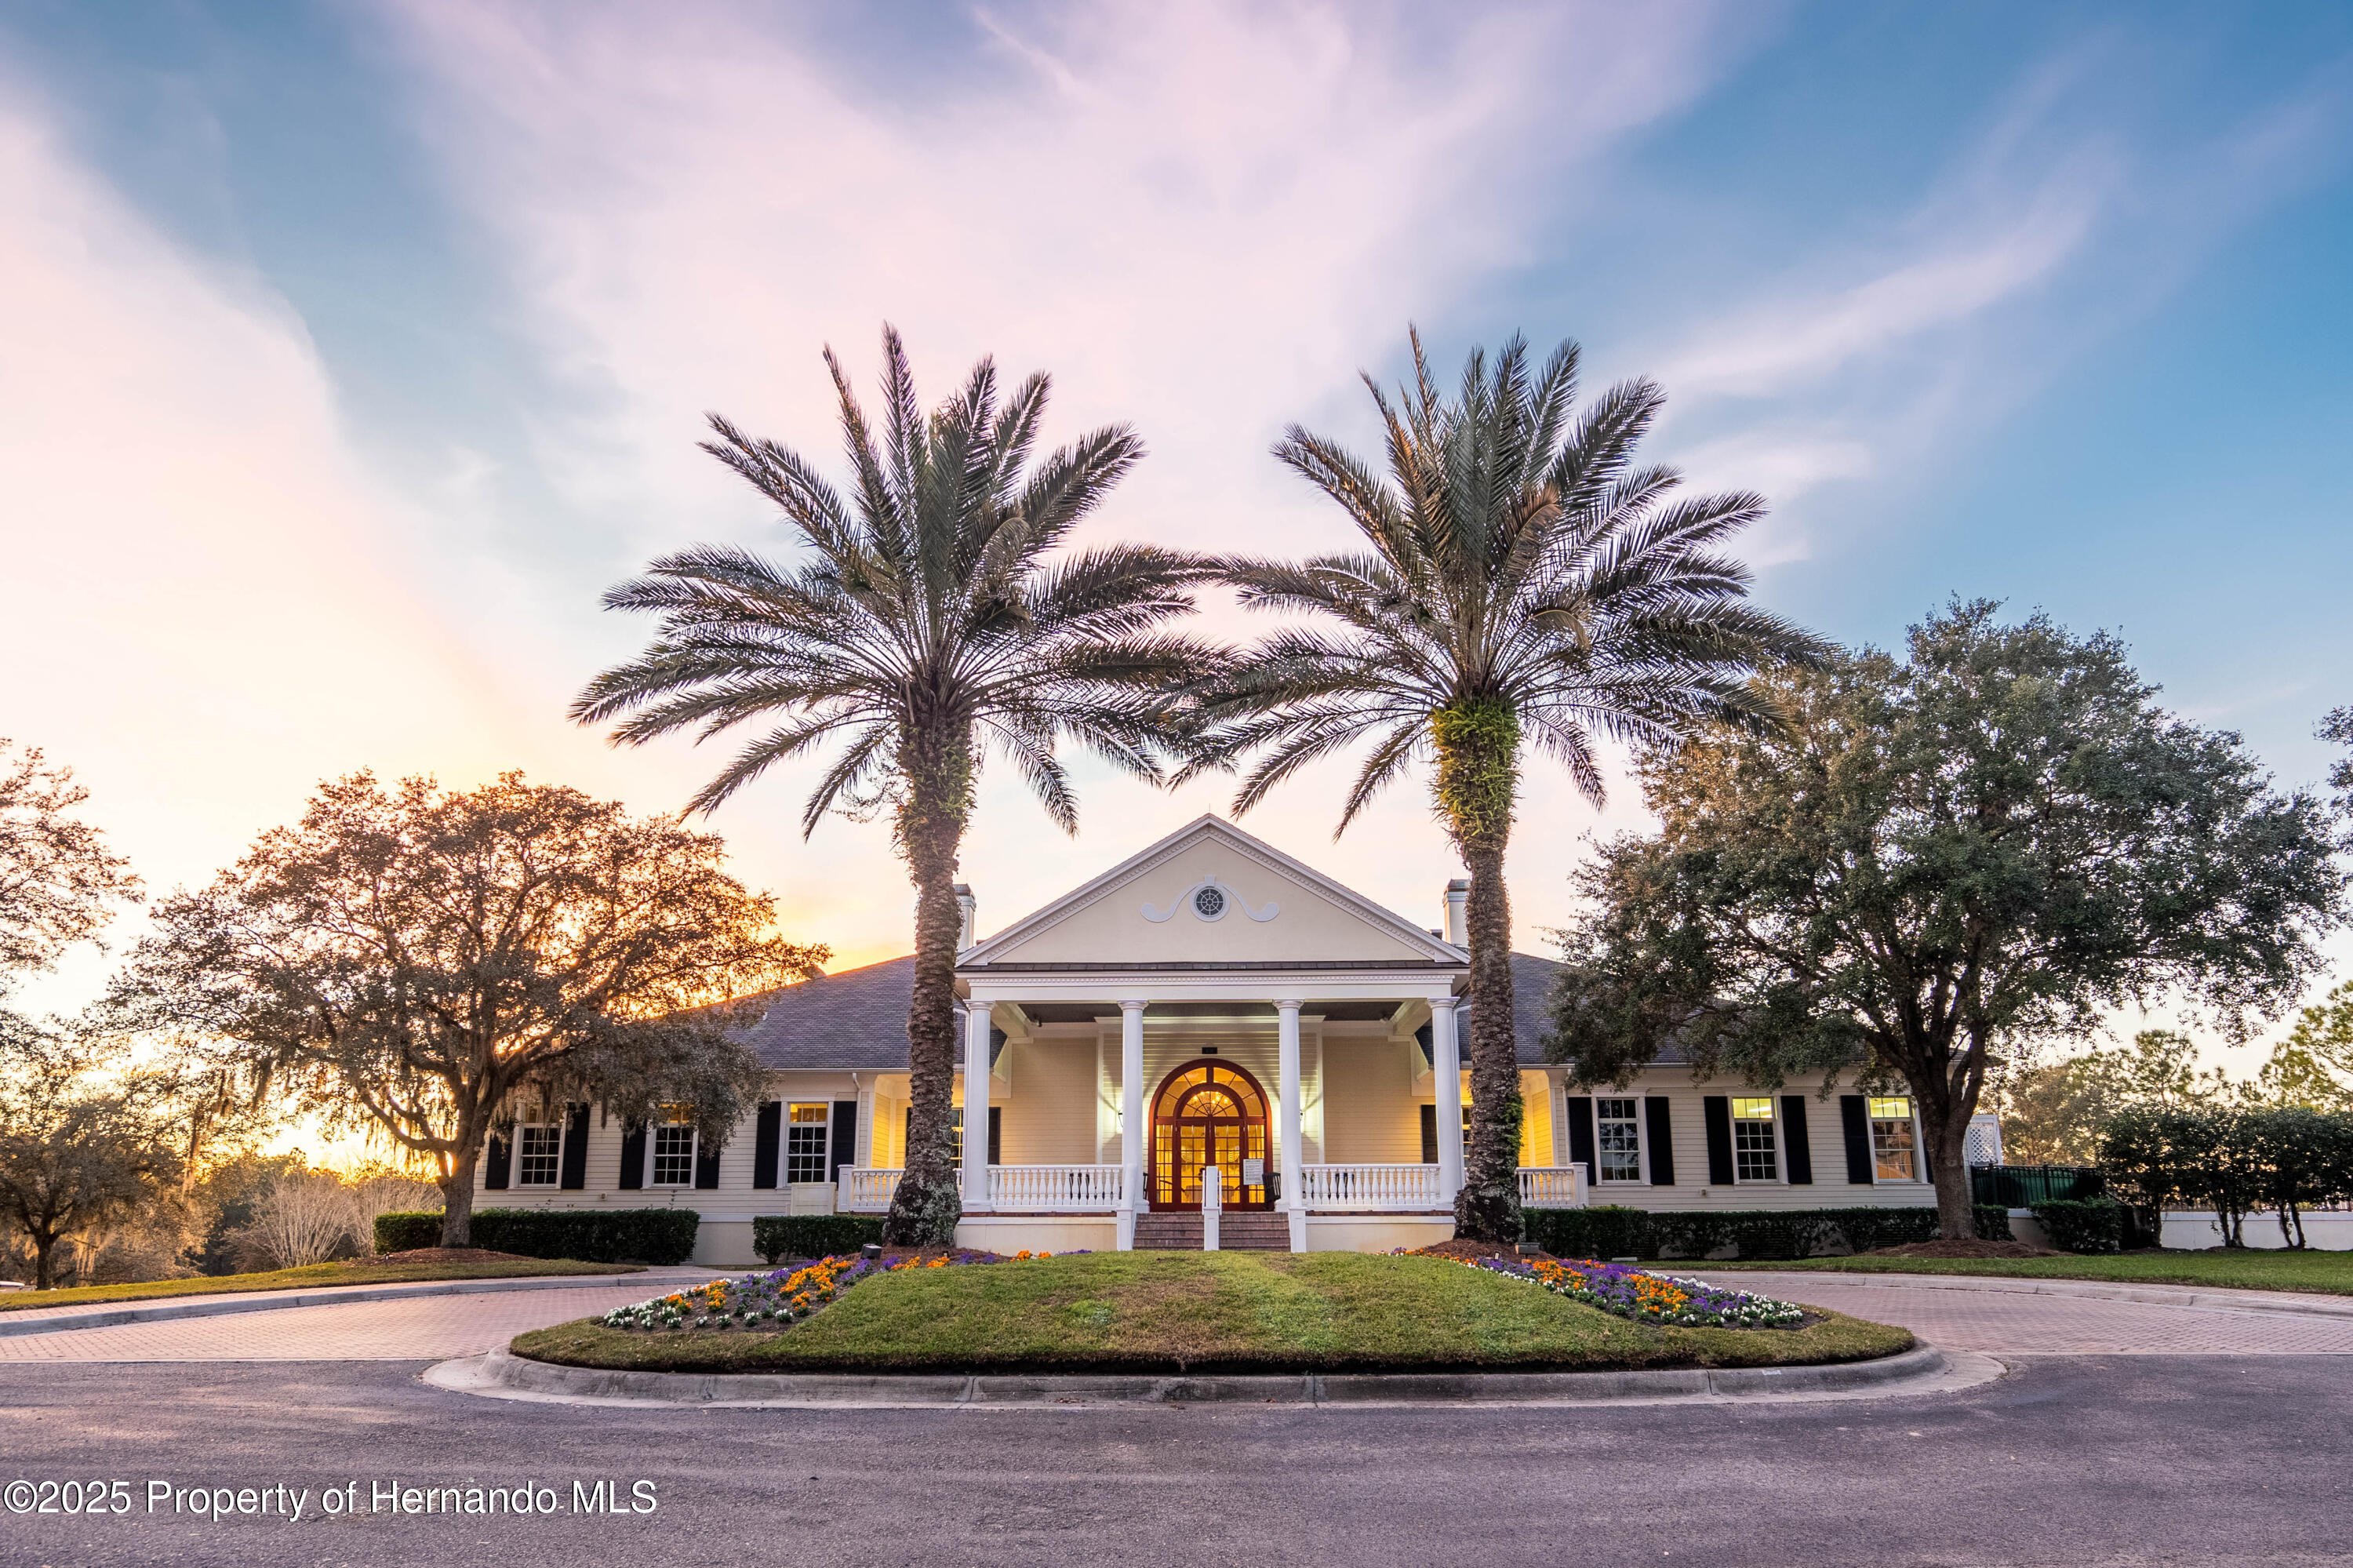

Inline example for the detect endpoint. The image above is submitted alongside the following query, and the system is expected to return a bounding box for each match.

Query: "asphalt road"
[2,1355,2348,1567]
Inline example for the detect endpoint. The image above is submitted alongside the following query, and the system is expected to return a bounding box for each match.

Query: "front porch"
[839,987,1587,1252]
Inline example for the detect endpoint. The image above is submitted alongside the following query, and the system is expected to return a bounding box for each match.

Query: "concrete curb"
[1722,1270,2353,1322]
[0,1271,701,1341]
[424,1341,1992,1410]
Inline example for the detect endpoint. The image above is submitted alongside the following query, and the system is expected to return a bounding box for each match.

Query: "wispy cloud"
[368,0,1760,955]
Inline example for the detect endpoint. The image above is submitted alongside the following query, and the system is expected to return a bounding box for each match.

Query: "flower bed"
[1398,1250,1804,1329]
[598,1250,1079,1333]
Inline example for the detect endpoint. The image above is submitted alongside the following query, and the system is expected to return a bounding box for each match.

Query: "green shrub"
[1649,1211,1734,1260]
[1974,1205,2015,1242]
[1827,1206,1939,1253]
[753,1215,885,1264]
[373,1212,444,1253]
[2032,1197,2126,1255]
[1522,1204,1963,1260]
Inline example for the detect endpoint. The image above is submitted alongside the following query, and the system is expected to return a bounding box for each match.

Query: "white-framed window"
[1731,1097,1779,1182]
[785,1103,831,1184]
[516,1125,561,1186]
[1870,1096,1919,1181]
[1595,1097,1643,1183]
[651,1120,696,1186]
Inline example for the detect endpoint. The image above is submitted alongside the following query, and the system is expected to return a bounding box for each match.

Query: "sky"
[4,2,2351,1067]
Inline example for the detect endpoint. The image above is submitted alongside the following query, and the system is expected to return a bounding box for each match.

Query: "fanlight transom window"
[1151,1064,1269,1210]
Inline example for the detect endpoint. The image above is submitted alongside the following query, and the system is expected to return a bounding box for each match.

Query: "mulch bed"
[1400,1239,1547,1263]
[344,1248,544,1267]
[1867,1239,2064,1259]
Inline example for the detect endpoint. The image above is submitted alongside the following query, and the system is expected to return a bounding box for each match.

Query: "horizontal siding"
[1573,1073,1935,1212]
[1000,1037,1096,1164]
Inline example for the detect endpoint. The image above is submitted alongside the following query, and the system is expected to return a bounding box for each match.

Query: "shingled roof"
[730,956,943,1071]
[733,951,1579,1071]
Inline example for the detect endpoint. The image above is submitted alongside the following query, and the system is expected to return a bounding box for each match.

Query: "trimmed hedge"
[2031,1197,2126,1255]
[753,1215,885,1264]
[1519,1205,1657,1261]
[1521,1203,2006,1261]
[374,1212,445,1253]
[372,1208,701,1265]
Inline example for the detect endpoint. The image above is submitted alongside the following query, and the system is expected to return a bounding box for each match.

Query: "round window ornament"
[1140,877,1280,924]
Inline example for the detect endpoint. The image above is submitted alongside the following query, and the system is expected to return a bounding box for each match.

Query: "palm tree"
[1196,329,1824,1242]
[575,326,1223,1246]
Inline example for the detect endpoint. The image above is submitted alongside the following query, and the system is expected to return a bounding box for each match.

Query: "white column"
[1431,995,1464,1202]
[1118,999,1146,1250]
[1278,999,1304,1251]
[962,1002,994,1211]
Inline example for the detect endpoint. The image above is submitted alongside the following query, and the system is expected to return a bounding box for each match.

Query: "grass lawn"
[1703,1249,2353,1296]
[0,1257,635,1312]
[511,1251,1912,1376]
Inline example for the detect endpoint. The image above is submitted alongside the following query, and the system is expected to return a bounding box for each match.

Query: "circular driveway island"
[2,1269,2348,1566]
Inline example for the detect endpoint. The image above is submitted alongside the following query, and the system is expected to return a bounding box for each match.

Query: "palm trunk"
[1456,840,1523,1242]
[884,715,973,1248]
[1434,697,1523,1244]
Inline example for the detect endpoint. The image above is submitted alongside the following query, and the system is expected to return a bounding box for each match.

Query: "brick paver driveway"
[1726,1270,2353,1354]
[0,1282,668,1362]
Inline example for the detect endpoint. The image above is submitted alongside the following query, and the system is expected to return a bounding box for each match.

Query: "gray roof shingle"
[733,951,1589,1071]
[731,956,936,1071]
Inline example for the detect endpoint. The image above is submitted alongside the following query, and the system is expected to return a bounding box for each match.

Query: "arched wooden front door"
[1150,1061,1272,1210]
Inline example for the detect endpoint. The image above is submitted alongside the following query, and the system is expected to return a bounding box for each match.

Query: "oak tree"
[1551,602,2346,1238]
[116,773,824,1246]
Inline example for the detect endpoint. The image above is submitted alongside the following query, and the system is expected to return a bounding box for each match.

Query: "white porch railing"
[849,1163,1583,1215]
[1518,1166,1587,1208]
[1298,1163,1443,1211]
[840,1167,901,1213]
[988,1164,1125,1212]
[840,1166,1126,1213]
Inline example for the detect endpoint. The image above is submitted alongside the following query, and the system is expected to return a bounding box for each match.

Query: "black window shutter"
[904,1108,913,1165]
[751,1101,782,1189]
[1644,1097,1676,1186]
[1702,1096,1734,1185]
[1839,1096,1874,1184]
[830,1101,858,1184]
[558,1104,590,1191]
[1564,1095,1595,1186]
[1420,1103,1438,1163]
[693,1137,721,1189]
[1781,1095,1814,1184]
[987,1106,1002,1166]
[484,1131,511,1191]
[617,1119,646,1189]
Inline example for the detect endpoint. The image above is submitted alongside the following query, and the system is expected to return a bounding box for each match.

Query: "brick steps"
[1133,1213,1294,1252]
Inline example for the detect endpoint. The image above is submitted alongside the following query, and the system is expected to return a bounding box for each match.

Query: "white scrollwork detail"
[1141,876,1279,923]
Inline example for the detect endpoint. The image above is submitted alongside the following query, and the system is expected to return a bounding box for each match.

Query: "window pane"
[1868,1097,1911,1121]
[518,1126,560,1186]
[1871,1104,1916,1181]
[652,1125,695,1185]
[1732,1103,1778,1181]
[786,1101,831,1184]
[1596,1099,1642,1182]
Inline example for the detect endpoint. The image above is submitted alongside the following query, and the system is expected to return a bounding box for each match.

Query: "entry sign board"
[1242,1158,1264,1185]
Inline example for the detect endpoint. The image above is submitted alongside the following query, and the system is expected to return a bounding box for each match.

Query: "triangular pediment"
[959,816,1463,970]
